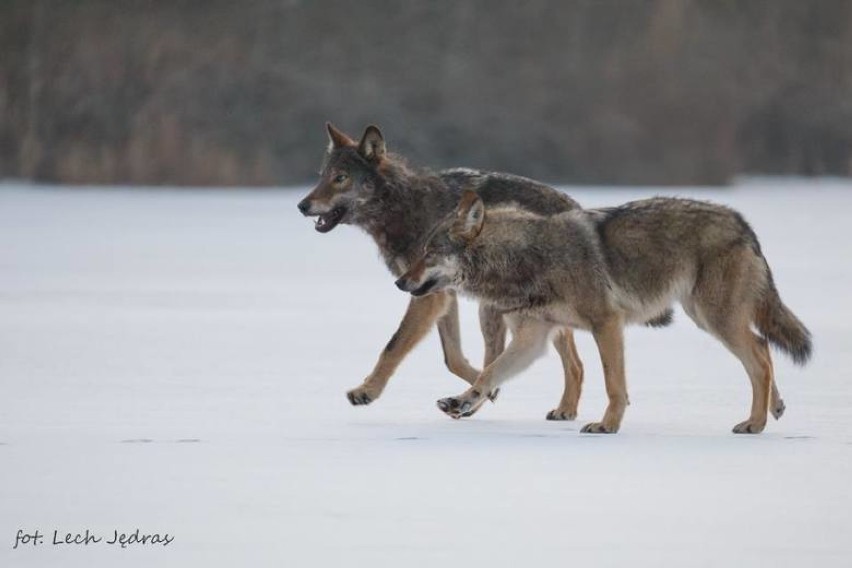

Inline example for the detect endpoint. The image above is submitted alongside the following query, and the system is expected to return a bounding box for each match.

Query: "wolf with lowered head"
[396,191,812,434]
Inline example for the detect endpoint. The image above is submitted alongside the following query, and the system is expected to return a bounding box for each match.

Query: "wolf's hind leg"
[688,248,774,433]
[437,317,551,419]
[770,373,786,419]
[724,330,774,433]
[682,312,773,432]
[760,343,785,419]
[725,332,774,433]
[547,329,584,421]
[347,292,451,406]
[689,318,774,432]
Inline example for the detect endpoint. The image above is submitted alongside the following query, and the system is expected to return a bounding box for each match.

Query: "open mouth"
[411,278,439,297]
[314,206,346,233]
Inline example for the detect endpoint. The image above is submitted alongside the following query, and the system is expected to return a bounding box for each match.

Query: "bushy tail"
[754,277,812,365]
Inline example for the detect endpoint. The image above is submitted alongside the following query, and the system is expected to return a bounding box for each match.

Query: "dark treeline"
[1,0,851,186]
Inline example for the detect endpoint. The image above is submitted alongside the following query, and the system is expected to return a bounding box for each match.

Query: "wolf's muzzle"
[394,276,412,292]
[396,277,438,297]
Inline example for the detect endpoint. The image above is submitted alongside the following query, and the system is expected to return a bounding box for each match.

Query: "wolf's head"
[297,123,388,233]
[395,190,485,296]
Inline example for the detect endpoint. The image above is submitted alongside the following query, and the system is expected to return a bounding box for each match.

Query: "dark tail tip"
[755,287,813,366]
[788,332,813,366]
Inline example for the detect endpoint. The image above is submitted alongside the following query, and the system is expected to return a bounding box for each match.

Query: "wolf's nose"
[394,277,408,291]
[297,200,310,215]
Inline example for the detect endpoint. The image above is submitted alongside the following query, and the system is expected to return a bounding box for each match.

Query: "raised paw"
[459,406,480,418]
[580,421,618,434]
[487,388,501,403]
[546,408,577,421]
[436,393,485,419]
[732,419,766,434]
[346,385,378,406]
[771,399,786,420]
[436,396,472,419]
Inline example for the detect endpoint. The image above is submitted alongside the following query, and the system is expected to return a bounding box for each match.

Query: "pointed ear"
[452,190,485,241]
[358,125,386,162]
[326,122,354,149]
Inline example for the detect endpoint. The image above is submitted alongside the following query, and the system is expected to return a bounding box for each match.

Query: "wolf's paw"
[488,388,500,403]
[771,399,786,420]
[546,408,577,421]
[732,419,766,434]
[580,421,619,434]
[436,393,485,419]
[436,397,472,419]
[346,385,379,406]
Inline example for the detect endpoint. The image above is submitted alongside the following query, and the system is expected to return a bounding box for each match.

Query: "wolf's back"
[440,169,579,215]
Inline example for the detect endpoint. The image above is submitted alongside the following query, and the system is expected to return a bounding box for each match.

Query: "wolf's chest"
[368,228,424,278]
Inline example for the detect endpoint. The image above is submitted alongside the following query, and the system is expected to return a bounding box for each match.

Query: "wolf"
[297,123,591,419]
[396,191,812,434]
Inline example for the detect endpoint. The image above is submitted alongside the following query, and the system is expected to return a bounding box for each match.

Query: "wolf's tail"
[754,274,812,365]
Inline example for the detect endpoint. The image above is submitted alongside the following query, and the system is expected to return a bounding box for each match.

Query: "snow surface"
[1,179,851,567]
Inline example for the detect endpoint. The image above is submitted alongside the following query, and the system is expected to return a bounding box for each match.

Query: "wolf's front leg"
[436,292,482,386]
[437,317,552,419]
[477,303,509,402]
[347,292,452,405]
[547,329,585,421]
[581,316,628,434]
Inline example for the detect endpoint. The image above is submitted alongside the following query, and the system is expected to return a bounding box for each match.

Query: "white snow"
[1,179,851,567]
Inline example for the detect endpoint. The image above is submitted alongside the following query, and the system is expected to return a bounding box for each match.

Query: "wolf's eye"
[334,174,348,184]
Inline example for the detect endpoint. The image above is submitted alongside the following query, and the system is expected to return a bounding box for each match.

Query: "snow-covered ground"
[1,179,850,567]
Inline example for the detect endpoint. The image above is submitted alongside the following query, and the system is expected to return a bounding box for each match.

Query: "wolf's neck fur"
[355,162,456,274]
[462,239,556,311]
[459,213,604,313]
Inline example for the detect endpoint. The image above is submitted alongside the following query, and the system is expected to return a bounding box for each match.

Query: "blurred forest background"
[1,0,851,186]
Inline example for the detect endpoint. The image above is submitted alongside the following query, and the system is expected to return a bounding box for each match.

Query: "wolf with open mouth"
[298,123,668,418]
